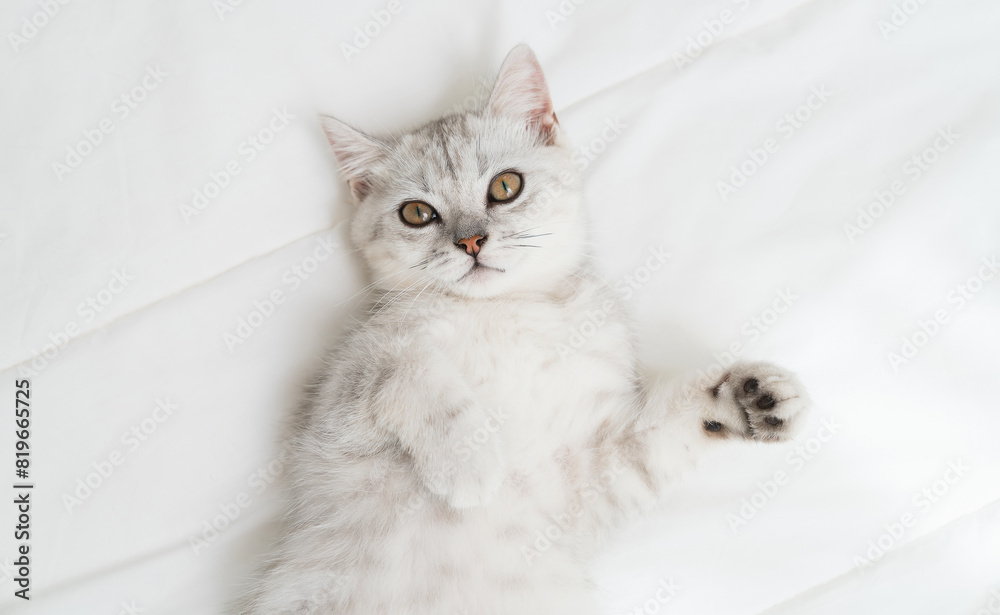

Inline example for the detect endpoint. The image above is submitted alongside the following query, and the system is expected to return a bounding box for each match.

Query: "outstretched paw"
[702,361,809,442]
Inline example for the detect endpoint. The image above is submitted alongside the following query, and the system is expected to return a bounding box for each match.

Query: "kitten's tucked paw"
[420,411,506,508]
[443,438,506,508]
[701,361,809,442]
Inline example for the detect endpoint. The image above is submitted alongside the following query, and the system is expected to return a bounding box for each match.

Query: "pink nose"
[456,235,486,256]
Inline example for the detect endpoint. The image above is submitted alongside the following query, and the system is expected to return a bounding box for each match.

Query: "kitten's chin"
[445,242,587,299]
[448,263,509,298]
[458,262,504,282]
[446,263,574,300]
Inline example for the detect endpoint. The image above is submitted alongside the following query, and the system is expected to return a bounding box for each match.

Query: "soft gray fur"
[239,45,809,614]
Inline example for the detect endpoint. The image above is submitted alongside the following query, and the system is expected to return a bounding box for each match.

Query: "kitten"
[239,45,809,615]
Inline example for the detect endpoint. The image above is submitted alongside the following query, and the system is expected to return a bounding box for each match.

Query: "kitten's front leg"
[572,361,810,548]
[578,362,808,545]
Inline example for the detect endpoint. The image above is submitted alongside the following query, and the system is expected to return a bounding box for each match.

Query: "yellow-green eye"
[399,201,437,226]
[488,171,523,203]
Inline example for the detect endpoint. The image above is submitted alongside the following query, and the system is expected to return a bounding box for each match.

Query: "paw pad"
[704,420,723,432]
[701,362,809,442]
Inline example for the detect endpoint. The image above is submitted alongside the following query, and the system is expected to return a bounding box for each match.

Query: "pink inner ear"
[489,46,558,143]
[321,115,383,201]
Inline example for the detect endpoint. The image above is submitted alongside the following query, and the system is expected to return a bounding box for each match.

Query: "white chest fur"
[411,286,637,463]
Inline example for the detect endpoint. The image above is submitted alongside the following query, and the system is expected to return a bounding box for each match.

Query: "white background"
[1,0,999,613]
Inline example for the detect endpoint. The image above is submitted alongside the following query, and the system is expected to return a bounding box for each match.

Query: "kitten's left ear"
[320,115,384,201]
[488,45,559,144]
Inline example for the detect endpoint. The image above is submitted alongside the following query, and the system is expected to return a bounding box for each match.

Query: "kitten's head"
[321,45,586,299]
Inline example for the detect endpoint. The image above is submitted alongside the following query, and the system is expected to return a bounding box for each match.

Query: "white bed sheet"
[2,0,999,613]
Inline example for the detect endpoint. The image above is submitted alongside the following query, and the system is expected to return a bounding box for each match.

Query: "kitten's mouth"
[458,261,505,282]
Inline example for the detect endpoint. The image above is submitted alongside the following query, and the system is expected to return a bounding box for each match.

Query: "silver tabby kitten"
[240,45,809,614]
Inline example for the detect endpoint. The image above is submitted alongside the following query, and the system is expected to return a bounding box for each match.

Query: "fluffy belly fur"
[240,279,809,614]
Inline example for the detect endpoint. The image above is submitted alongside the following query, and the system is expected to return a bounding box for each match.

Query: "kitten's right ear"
[320,115,383,201]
